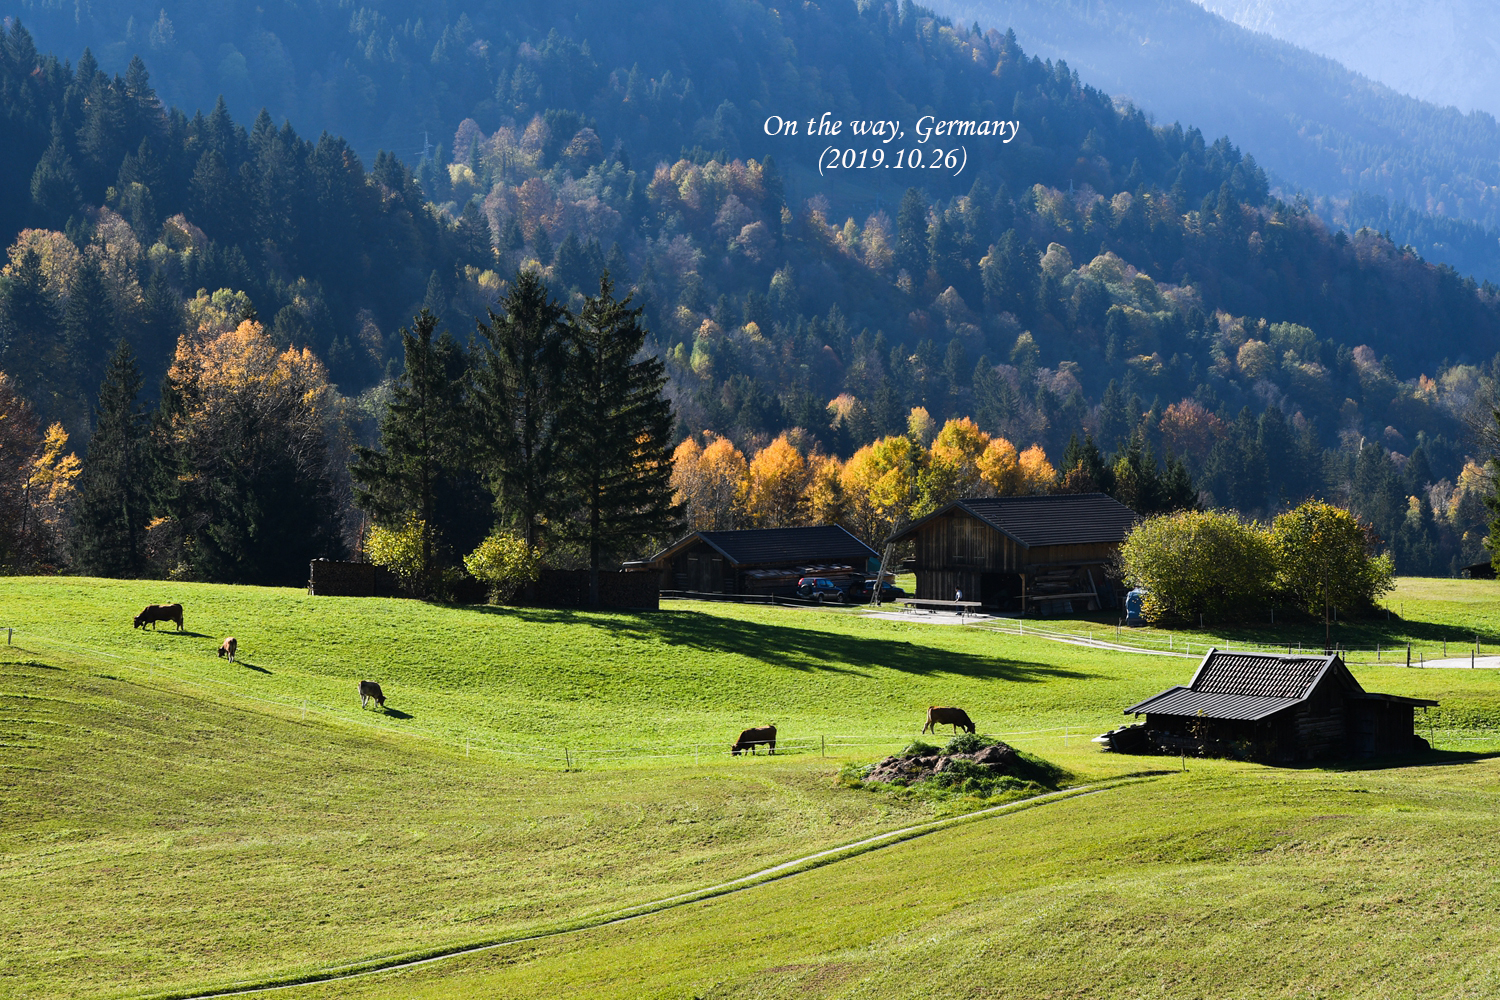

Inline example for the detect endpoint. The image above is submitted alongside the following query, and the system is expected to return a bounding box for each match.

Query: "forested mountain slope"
[1,3,1497,578]
[920,0,1500,283]
[1199,0,1500,119]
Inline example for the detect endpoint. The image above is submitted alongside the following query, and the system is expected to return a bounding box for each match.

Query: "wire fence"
[958,615,1500,668]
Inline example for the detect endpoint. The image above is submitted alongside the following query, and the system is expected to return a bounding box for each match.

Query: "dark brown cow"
[922,706,975,735]
[731,724,777,755]
[133,603,183,631]
[217,637,237,662]
[358,680,386,710]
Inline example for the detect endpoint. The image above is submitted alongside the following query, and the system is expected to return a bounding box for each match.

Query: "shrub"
[463,531,542,603]
[1118,508,1273,623]
[1268,501,1394,616]
[365,514,426,593]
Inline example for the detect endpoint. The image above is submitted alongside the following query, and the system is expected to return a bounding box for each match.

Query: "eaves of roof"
[1124,686,1302,722]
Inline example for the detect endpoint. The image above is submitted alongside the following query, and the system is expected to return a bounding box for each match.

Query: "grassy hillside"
[286,759,1500,999]
[3,576,1497,997]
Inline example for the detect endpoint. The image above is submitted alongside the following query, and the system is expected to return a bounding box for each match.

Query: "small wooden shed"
[1124,649,1436,762]
[885,493,1139,613]
[633,525,880,596]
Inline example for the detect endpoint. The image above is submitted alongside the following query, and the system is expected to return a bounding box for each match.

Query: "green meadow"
[1,575,1498,998]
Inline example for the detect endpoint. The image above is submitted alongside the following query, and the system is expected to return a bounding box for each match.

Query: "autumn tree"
[916,416,990,515]
[351,310,489,597]
[0,373,79,571]
[671,433,748,530]
[71,341,152,576]
[744,433,812,527]
[841,434,921,543]
[159,318,342,584]
[977,437,1021,495]
[558,274,680,603]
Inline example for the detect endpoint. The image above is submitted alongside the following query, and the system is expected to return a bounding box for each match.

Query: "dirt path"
[171,777,1159,999]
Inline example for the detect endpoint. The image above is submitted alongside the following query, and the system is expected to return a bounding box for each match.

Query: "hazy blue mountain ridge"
[921,0,1500,281]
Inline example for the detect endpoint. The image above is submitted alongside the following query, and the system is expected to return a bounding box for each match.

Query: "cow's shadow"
[238,660,271,674]
[381,707,414,720]
[154,630,212,638]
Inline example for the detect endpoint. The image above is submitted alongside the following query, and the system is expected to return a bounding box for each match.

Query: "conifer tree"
[894,187,929,282]
[0,248,61,399]
[560,274,681,604]
[474,271,570,548]
[351,309,487,597]
[71,340,151,576]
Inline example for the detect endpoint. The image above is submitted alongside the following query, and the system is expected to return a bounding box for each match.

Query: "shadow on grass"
[1323,748,1500,772]
[158,630,213,639]
[465,605,1089,682]
[1165,612,1500,650]
[381,707,414,720]
[238,661,272,675]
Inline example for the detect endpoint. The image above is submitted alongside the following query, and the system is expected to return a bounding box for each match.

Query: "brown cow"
[922,706,975,735]
[217,637,237,662]
[133,603,183,631]
[731,724,776,755]
[358,680,386,710]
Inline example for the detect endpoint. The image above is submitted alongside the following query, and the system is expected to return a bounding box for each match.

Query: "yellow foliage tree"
[366,514,426,592]
[840,435,921,542]
[1018,445,1058,494]
[805,453,846,526]
[977,437,1022,495]
[916,417,992,516]
[0,374,80,570]
[744,434,812,527]
[671,433,748,531]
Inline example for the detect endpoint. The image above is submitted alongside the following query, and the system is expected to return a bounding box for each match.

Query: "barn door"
[1352,702,1377,756]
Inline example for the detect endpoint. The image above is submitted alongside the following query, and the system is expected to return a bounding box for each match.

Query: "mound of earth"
[865,741,1019,785]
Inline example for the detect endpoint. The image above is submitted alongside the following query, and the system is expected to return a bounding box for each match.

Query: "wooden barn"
[634,525,880,596]
[885,493,1139,613]
[1123,649,1436,762]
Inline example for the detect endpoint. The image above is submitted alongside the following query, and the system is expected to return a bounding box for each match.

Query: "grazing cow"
[217,637,237,662]
[731,724,777,755]
[922,706,975,735]
[358,680,386,710]
[133,603,183,631]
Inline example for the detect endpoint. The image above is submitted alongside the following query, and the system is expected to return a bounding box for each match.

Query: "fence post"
[565,747,571,768]
[5,627,10,645]
[821,735,826,758]
[1407,643,1411,668]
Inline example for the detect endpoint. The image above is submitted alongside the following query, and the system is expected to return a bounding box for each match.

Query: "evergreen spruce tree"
[61,256,116,413]
[71,341,151,576]
[560,273,682,605]
[894,187,929,282]
[473,272,570,548]
[351,310,488,597]
[0,247,61,399]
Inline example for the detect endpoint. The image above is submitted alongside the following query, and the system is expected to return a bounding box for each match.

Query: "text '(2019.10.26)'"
[818,146,968,176]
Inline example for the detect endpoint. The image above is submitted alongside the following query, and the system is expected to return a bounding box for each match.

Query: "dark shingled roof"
[1125,649,1437,721]
[646,525,878,568]
[887,493,1139,548]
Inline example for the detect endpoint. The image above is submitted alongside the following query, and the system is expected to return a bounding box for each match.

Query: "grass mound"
[839,732,1071,803]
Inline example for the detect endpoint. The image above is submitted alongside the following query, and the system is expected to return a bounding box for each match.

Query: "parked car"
[847,578,908,601]
[796,577,846,603]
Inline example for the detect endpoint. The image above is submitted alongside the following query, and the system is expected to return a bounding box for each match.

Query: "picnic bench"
[894,598,983,616]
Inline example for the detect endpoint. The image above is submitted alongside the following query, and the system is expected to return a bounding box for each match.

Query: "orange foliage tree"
[158,319,342,582]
